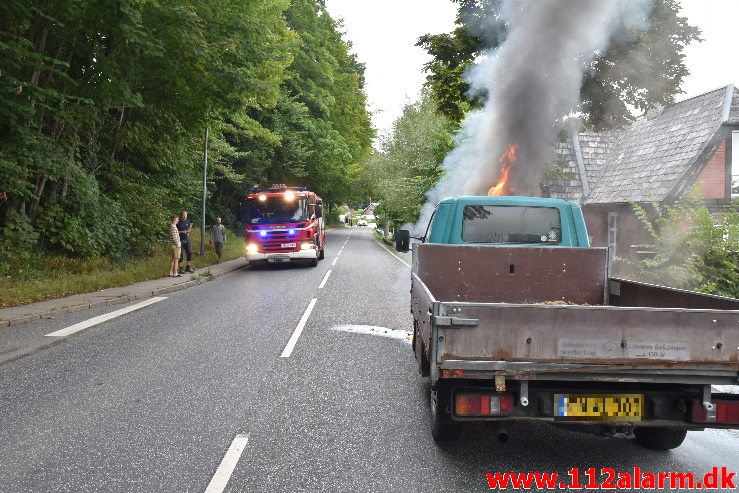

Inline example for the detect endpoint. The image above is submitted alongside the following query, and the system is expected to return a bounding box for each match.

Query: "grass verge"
[0,232,244,308]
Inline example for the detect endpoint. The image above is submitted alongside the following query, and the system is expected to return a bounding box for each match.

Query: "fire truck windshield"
[245,196,309,224]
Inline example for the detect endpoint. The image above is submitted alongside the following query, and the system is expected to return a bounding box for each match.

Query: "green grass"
[0,230,245,308]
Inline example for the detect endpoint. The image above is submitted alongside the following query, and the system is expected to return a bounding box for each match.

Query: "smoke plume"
[413,0,653,235]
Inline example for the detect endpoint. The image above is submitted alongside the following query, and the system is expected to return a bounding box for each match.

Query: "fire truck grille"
[266,231,296,240]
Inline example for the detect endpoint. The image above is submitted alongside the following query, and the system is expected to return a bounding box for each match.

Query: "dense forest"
[0,0,373,263]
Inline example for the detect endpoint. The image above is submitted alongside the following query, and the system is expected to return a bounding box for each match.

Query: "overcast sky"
[324,0,739,138]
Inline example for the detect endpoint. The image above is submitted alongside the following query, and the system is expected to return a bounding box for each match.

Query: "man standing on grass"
[169,215,182,277]
[210,217,227,264]
[177,210,194,274]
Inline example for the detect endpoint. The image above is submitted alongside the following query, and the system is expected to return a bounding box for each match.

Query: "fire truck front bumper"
[244,246,318,265]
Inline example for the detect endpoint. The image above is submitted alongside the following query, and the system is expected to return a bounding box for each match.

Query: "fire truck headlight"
[300,242,315,250]
[246,243,259,254]
[284,191,295,201]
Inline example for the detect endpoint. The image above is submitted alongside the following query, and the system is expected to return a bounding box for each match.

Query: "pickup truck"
[396,195,739,449]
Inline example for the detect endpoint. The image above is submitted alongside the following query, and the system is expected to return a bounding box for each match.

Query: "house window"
[607,212,617,260]
[732,131,739,197]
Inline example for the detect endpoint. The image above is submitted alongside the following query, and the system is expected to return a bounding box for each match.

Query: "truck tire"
[431,386,462,442]
[634,427,687,450]
[413,320,430,377]
[319,246,325,260]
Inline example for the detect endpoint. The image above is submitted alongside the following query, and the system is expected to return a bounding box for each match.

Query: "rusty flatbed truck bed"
[401,196,739,449]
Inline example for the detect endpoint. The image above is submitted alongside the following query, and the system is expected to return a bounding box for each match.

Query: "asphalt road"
[0,228,737,492]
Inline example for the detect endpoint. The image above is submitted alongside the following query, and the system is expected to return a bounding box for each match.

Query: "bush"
[623,199,739,297]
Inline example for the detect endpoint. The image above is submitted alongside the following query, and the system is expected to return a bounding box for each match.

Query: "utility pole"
[200,126,208,255]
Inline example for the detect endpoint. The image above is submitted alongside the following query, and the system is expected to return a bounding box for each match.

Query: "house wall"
[582,204,655,278]
[693,140,727,199]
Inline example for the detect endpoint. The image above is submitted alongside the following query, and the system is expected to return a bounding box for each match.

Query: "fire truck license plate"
[280,243,297,248]
[554,394,643,421]
[267,254,290,263]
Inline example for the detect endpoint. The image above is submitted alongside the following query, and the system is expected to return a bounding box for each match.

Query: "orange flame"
[487,144,518,196]
[487,167,511,196]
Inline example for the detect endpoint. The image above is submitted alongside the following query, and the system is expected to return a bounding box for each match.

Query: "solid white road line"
[280,298,317,358]
[377,240,411,269]
[204,433,250,493]
[45,297,167,338]
[318,270,332,289]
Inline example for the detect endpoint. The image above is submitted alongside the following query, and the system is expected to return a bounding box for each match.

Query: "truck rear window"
[461,205,561,244]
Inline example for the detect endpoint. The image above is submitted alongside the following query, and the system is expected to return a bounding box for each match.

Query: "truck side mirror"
[312,199,323,218]
[395,229,410,252]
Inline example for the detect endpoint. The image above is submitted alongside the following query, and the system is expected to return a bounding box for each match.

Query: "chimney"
[646,104,665,121]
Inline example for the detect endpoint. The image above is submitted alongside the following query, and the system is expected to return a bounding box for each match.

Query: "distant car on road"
[357,219,368,227]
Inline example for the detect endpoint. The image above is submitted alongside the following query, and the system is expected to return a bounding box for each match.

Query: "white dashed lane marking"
[45,297,167,338]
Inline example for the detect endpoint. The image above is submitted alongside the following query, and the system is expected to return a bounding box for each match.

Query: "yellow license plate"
[554,394,643,421]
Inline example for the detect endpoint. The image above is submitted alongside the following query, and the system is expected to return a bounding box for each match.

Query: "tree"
[417,0,702,129]
[228,0,373,209]
[367,92,455,232]
[0,0,295,261]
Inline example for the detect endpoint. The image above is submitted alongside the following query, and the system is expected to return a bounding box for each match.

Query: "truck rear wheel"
[634,427,687,450]
[413,320,429,377]
[431,386,462,442]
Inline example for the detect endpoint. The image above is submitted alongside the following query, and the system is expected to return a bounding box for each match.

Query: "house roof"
[549,131,619,200]
[550,85,738,204]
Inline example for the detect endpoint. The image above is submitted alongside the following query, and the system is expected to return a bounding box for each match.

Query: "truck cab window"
[246,197,308,224]
[461,205,561,244]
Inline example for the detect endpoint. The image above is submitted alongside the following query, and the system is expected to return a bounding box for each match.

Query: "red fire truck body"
[240,185,325,267]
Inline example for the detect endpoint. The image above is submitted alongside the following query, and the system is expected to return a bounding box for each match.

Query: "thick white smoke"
[412,0,653,235]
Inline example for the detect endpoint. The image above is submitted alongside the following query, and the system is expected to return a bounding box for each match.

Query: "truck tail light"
[692,400,739,424]
[455,391,513,417]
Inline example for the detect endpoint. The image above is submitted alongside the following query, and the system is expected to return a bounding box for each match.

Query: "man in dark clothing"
[178,210,194,273]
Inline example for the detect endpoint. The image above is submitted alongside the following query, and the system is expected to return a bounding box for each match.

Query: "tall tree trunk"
[109,107,126,167]
[28,175,47,216]
[29,24,48,88]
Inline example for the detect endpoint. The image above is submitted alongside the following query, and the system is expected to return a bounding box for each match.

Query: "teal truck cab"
[420,195,589,246]
[397,196,739,449]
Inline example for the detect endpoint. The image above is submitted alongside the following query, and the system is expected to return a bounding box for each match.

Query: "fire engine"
[238,185,325,267]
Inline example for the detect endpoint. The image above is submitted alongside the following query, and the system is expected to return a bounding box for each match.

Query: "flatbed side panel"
[437,303,739,366]
[416,244,608,305]
[611,277,739,310]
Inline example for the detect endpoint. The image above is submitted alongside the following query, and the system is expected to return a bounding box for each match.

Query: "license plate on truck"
[281,243,296,248]
[267,254,290,263]
[554,394,643,421]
